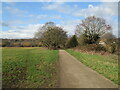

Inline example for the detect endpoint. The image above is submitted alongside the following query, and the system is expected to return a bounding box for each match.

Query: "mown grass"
[2,47,59,88]
[66,49,118,85]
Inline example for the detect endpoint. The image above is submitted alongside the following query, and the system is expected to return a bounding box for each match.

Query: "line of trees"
[2,16,119,53]
[1,39,42,47]
[34,16,118,53]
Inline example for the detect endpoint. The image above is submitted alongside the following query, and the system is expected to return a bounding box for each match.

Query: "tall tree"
[75,16,112,44]
[34,22,67,49]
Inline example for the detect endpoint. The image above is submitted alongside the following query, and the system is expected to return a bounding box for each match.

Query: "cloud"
[0,22,9,27]
[1,24,43,39]
[42,2,118,36]
[43,2,118,17]
[1,20,79,39]
[42,2,76,15]
[3,5,27,17]
[52,15,62,19]
[60,19,82,35]
[1,0,119,2]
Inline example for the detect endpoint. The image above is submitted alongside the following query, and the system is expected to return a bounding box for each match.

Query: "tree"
[34,22,67,49]
[34,22,56,39]
[75,16,112,44]
[66,35,78,48]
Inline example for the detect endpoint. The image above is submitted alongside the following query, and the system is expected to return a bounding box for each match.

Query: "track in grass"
[2,47,59,88]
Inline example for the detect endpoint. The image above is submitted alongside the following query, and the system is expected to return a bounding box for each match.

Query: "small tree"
[66,35,78,48]
[75,16,112,44]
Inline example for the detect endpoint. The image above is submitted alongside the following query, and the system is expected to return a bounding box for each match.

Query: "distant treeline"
[1,39,42,47]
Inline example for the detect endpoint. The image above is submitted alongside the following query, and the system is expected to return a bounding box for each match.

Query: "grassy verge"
[66,49,118,85]
[2,47,59,88]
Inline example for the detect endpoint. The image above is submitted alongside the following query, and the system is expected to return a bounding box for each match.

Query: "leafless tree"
[75,16,112,44]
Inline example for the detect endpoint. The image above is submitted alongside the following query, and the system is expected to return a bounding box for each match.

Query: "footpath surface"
[59,50,118,88]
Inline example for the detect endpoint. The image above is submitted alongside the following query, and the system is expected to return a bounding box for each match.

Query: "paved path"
[59,50,118,88]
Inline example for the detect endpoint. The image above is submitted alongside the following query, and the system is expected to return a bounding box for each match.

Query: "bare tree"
[75,16,112,44]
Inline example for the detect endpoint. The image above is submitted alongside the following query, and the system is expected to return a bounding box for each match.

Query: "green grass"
[2,47,59,88]
[66,49,118,85]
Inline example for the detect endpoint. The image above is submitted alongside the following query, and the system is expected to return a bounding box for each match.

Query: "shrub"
[103,38,117,53]
[86,44,106,52]
[76,44,106,52]
[2,41,10,47]
[77,35,87,46]
[12,42,21,47]
[21,42,32,47]
[105,43,117,53]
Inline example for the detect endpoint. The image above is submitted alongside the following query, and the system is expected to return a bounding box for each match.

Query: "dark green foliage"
[83,33,100,44]
[78,34,100,45]
[66,35,78,48]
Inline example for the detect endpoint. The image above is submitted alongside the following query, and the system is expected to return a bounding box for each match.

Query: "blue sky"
[0,2,118,38]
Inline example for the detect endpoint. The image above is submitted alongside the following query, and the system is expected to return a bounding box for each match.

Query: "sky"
[0,1,118,39]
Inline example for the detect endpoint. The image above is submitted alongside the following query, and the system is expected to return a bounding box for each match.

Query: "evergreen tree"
[66,35,78,48]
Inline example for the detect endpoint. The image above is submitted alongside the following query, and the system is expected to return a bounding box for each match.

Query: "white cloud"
[4,6,27,17]
[42,2,76,15]
[42,2,118,36]
[60,19,82,35]
[52,15,62,19]
[1,0,119,2]
[36,15,48,19]
[1,24,43,39]
[42,2,118,18]
[88,5,94,8]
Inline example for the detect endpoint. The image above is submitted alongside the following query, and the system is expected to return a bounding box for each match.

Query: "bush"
[78,34,100,46]
[103,38,117,53]
[12,42,21,47]
[86,44,106,52]
[21,42,32,47]
[2,41,10,47]
[77,35,87,46]
[105,43,117,53]
[77,44,106,52]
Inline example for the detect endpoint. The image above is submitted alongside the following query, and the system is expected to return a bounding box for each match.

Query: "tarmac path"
[59,50,118,88]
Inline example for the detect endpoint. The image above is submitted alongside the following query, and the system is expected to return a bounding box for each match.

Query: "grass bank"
[2,47,59,88]
[66,49,118,85]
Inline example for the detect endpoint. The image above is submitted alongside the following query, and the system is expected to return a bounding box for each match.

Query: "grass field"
[66,49,118,85]
[2,47,59,88]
